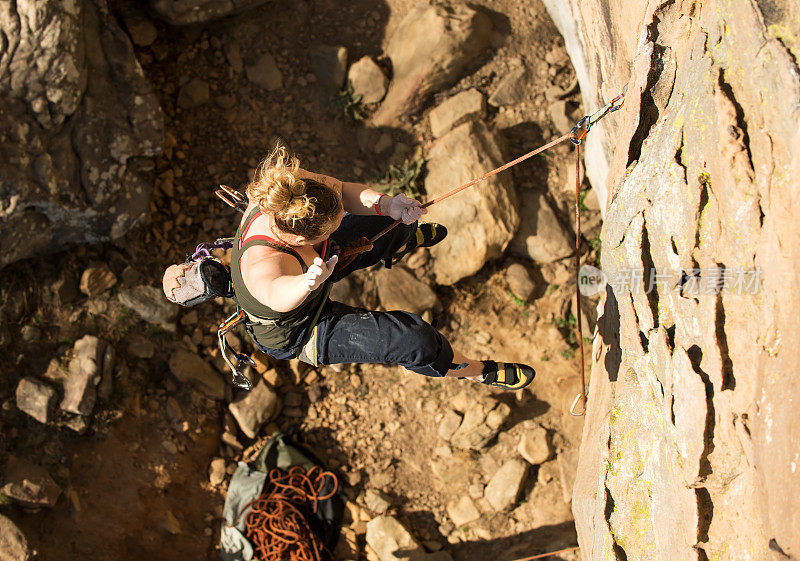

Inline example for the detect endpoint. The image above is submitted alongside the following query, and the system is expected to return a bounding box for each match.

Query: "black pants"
[252,213,454,378]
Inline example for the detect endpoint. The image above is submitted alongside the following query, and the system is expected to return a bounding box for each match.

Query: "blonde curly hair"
[246,144,342,240]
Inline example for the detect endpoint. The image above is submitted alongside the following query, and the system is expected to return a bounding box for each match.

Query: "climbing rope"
[234,465,339,561]
[511,545,581,561]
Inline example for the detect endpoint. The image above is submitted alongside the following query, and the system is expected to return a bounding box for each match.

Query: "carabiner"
[570,392,587,416]
[215,184,248,214]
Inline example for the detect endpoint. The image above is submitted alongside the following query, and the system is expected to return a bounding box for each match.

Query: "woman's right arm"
[245,253,338,313]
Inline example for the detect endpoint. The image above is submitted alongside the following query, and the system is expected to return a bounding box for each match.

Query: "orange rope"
[236,465,339,561]
[512,545,580,561]
[572,143,587,416]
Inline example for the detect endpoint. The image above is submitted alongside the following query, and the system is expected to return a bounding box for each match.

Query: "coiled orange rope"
[237,465,339,561]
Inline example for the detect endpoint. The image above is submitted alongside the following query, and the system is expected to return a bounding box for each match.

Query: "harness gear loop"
[218,309,256,390]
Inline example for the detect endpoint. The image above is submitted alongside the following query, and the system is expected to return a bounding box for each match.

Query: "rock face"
[371,1,492,126]
[150,0,271,25]
[542,1,800,559]
[425,120,519,285]
[0,0,163,269]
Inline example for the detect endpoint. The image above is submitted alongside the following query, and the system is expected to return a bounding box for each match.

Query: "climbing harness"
[197,86,627,400]
[233,465,339,561]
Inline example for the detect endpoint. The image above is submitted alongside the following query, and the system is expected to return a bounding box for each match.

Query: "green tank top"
[230,207,331,349]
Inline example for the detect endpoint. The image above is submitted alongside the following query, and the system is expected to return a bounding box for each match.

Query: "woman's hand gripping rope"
[386,194,426,224]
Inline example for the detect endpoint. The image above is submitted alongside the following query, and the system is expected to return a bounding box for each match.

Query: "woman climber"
[163,145,535,390]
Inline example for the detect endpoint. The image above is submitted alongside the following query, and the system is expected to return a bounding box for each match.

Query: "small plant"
[555,312,577,330]
[547,284,559,295]
[589,234,602,262]
[560,348,575,359]
[0,493,10,507]
[541,355,550,362]
[579,190,590,212]
[329,81,368,123]
[507,290,526,308]
[375,146,426,199]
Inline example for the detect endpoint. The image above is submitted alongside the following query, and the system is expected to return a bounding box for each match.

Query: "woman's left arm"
[341,181,385,215]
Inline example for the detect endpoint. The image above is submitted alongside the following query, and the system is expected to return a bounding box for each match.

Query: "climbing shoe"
[392,223,448,264]
[480,360,535,390]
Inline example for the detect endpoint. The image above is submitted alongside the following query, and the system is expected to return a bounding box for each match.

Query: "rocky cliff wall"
[543,0,800,559]
[0,0,163,269]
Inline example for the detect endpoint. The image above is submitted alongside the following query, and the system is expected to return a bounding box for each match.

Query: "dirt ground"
[0,0,595,559]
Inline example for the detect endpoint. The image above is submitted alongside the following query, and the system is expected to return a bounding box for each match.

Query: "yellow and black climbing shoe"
[480,360,535,390]
[392,223,448,264]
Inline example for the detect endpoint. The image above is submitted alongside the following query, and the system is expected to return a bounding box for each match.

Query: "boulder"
[150,0,271,25]
[209,458,226,486]
[365,516,425,561]
[168,349,225,400]
[245,52,283,91]
[364,489,392,515]
[347,56,387,104]
[0,513,31,561]
[177,78,210,108]
[79,264,117,297]
[0,0,163,269]
[508,192,573,264]
[15,378,57,424]
[118,285,178,332]
[450,397,511,451]
[484,459,527,511]
[446,495,480,527]
[429,88,485,138]
[517,423,551,465]
[488,61,528,107]
[425,120,519,285]
[372,1,492,126]
[376,266,438,314]
[228,379,280,438]
[505,263,536,301]
[121,12,157,47]
[0,457,61,508]
[61,335,106,416]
